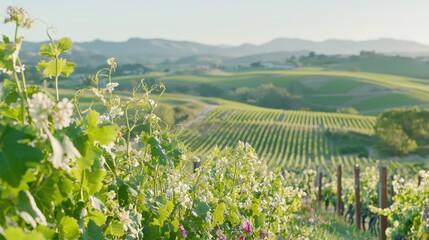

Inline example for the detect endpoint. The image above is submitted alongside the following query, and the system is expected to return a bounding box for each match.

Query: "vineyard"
[182,105,419,173]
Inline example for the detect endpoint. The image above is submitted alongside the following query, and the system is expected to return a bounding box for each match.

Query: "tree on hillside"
[225,83,300,109]
[374,108,429,155]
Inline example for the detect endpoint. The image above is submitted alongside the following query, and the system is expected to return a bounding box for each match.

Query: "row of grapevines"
[183,107,378,172]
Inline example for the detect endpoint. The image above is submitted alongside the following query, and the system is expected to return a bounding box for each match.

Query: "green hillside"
[115,69,429,114]
[326,55,429,79]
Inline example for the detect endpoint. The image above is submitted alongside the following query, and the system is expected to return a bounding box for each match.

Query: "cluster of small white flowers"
[98,114,110,123]
[109,106,124,119]
[28,92,55,127]
[5,6,34,28]
[0,67,12,76]
[166,170,192,209]
[106,57,117,68]
[53,98,74,129]
[106,82,119,93]
[118,209,133,231]
[148,99,157,109]
[28,93,74,130]
[144,113,160,123]
[15,65,25,73]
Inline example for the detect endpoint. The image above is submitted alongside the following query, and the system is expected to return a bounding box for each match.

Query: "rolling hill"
[20,38,429,67]
[116,69,429,115]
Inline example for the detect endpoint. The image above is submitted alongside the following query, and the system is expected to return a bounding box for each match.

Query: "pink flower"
[310,208,315,215]
[216,229,227,240]
[242,220,251,233]
[179,224,188,238]
[260,230,267,239]
[239,236,245,240]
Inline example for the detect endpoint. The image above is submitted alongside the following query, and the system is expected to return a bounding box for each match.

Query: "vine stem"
[12,23,26,123]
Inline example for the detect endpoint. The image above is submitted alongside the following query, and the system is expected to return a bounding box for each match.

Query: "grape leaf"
[59,216,80,240]
[86,111,118,146]
[84,168,106,196]
[36,58,76,78]
[213,202,226,226]
[106,221,125,237]
[81,220,106,240]
[0,123,43,187]
[57,37,73,52]
[3,227,45,240]
[193,199,210,218]
[1,79,18,104]
[38,43,55,58]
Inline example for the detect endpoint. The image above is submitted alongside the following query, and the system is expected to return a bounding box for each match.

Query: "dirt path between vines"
[184,100,218,127]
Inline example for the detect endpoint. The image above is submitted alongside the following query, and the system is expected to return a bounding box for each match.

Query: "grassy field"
[114,69,429,115]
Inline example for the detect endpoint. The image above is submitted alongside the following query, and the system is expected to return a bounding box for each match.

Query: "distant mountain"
[21,38,429,67]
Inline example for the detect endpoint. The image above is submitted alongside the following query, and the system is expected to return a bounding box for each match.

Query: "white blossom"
[148,99,157,109]
[28,92,55,127]
[106,57,117,68]
[109,106,124,118]
[118,209,133,231]
[53,98,74,129]
[99,114,110,123]
[15,64,25,73]
[106,82,119,93]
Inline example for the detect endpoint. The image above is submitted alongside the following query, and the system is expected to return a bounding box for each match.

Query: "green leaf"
[17,190,47,228]
[58,174,75,198]
[3,227,45,240]
[156,200,174,226]
[84,168,106,195]
[145,135,168,166]
[35,225,56,239]
[1,79,18,104]
[36,58,76,78]
[86,111,118,146]
[0,39,16,74]
[213,202,226,226]
[38,43,55,58]
[26,85,41,98]
[59,216,80,240]
[76,141,101,171]
[254,213,266,228]
[58,37,73,52]
[82,220,106,240]
[33,173,65,215]
[87,210,106,226]
[0,123,43,187]
[143,224,160,239]
[106,221,125,237]
[193,199,210,218]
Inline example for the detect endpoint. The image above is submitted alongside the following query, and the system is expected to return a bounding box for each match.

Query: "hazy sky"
[1,0,429,45]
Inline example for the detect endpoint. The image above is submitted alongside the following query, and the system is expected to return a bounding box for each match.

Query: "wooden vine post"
[337,165,342,217]
[379,165,388,240]
[354,165,361,230]
[193,161,201,173]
